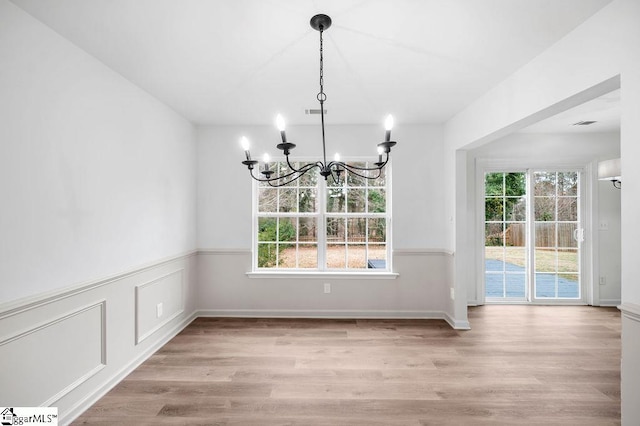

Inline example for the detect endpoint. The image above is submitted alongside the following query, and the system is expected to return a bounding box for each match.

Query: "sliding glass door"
[484,170,583,302]
[532,171,581,300]
[484,172,527,299]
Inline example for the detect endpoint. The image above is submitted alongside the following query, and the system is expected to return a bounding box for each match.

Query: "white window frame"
[247,157,397,278]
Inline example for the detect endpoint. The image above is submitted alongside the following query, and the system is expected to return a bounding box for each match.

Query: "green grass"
[485,246,578,274]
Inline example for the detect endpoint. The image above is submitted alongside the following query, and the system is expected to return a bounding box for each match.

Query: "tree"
[257,218,296,267]
[485,172,526,222]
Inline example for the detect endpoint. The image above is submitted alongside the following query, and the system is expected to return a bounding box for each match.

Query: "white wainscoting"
[135,269,185,344]
[620,303,640,425]
[0,252,197,425]
[196,248,458,326]
[0,301,106,407]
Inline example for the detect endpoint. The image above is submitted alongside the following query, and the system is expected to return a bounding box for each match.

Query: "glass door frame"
[530,168,584,303]
[483,169,529,302]
[476,160,591,305]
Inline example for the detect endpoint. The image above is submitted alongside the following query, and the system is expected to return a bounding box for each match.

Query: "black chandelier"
[240,14,398,187]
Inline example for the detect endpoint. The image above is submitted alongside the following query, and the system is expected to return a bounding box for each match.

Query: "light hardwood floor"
[74,306,621,425]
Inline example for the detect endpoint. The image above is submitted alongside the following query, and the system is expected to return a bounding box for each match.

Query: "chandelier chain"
[318,27,326,103]
[239,14,397,187]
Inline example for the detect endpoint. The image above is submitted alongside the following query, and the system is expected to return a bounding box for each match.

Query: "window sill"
[246,271,399,280]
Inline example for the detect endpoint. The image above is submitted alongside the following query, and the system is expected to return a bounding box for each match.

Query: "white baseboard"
[197,309,472,330]
[443,312,471,330]
[619,303,640,321]
[599,299,622,307]
[197,308,445,320]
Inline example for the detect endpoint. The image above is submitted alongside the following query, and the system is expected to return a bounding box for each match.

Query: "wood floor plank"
[73,306,621,425]
[126,365,238,382]
[270,382,442,400]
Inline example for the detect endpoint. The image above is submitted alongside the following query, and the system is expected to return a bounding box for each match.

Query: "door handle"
[573,228,585,243]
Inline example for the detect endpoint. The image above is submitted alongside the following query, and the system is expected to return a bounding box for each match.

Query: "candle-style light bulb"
[384,115,394,131]
[240,136,251,160]
[333,153,342,175]
[384,114,394,142]
[240,136,250,151]
[377,146,384,163]
[276,114,287,143]
[262,153,271,172]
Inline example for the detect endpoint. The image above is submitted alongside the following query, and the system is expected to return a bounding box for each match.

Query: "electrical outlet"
[599,276,606,286]
[599,220,609,231]
[450,288,455,299]
[156,302,163,318]
[324,283,331,294]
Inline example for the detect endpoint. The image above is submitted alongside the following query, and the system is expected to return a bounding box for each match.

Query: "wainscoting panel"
[621,303,640,424]
[0,252,197,424]
[135,269,184,344]
[0,301,105,406]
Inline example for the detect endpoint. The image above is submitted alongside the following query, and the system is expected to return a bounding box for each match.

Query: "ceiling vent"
[572,120,597,126]
[305,109,327,115]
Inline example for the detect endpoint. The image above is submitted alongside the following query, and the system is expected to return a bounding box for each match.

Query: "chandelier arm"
[346,152,390,171]
[271,162,319,182]
[329,171,342,185]
[255,163,321,187]
[337,159,388,172]
[287,161,320,177]
[340,165,383,181]
[331,161,383,180]
[329,153,389,174]
[285,155,303,172]
[247,167,280,184]
[267,166,322,187]
[284,156,323,175]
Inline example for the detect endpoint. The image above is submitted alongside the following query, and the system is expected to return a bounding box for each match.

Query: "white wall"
[597,180,621,304]
[0,1,198,422]
[0,0,197,305]
[197,124,446,250]
[444,0,639,422]
[468,132,621,306]
[196,124,463,325]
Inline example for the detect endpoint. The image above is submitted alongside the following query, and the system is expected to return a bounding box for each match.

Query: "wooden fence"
[499,223,577,248]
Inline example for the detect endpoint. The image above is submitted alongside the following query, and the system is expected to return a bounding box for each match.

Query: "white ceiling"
[11,0,613,126]
[519,89,620,133]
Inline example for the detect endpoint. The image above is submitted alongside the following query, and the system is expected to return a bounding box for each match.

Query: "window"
[255,160,390,271]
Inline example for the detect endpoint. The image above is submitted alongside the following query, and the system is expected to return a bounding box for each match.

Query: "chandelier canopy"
[240,14,397,187]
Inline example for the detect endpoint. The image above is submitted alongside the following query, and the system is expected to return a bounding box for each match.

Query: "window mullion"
[318,178,327,270]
